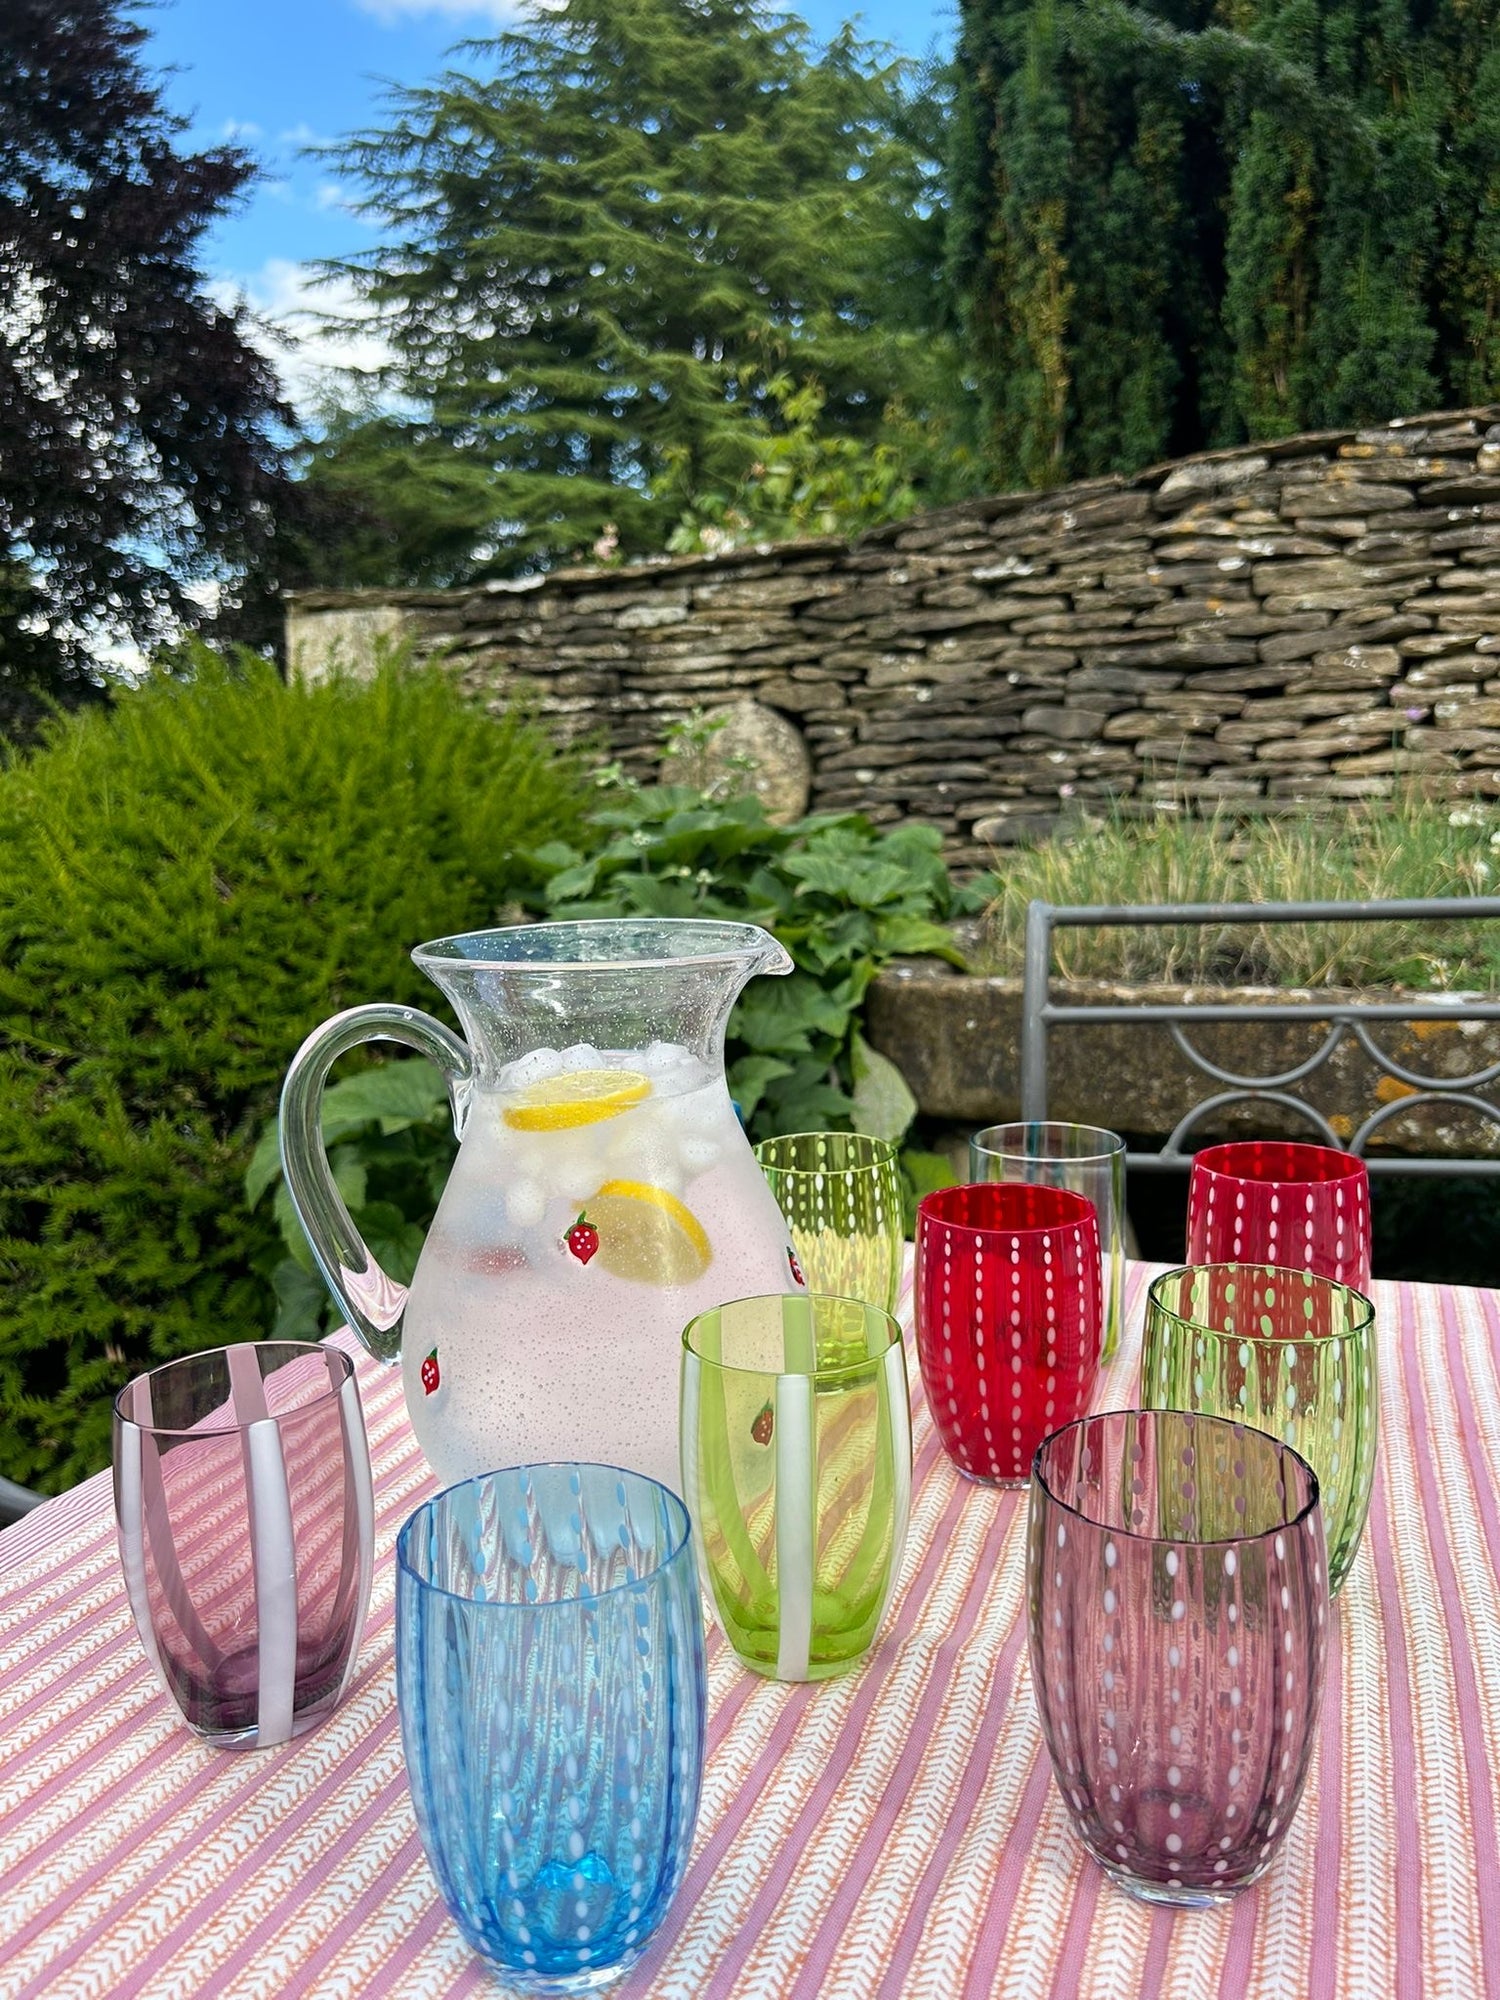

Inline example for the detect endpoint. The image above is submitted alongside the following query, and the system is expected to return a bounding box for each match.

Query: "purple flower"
[1405,706,1428,722]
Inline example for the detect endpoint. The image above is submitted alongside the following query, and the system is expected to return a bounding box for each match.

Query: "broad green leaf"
[733,975,850,1055]
[329,1145,369,1216]
[544,859,600,902]
[902,1148,959,1200]
[850,1031,918,1143]
[274,1180,315,1270]
[358,1201,428,1286]
[244,1122,282,1209]
[271,1259,331,1340]
[873,916,966,964]
[726,1053,797,1120]
[528,840,583,871]
[760,1079,855,1130]
[319,1060,450,1139]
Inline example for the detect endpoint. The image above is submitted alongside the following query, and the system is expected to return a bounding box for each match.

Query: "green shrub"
[0,651,586,1491]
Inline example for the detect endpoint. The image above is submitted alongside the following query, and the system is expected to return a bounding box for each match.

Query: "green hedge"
[0,654,585,1491]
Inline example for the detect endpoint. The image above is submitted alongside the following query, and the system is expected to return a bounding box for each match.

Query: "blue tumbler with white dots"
[396,1464,705,1993]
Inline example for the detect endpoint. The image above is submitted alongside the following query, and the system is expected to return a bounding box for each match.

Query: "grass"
[977,795,1500,989]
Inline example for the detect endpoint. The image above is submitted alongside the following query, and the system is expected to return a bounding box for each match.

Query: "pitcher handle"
[279,1004,473,1362]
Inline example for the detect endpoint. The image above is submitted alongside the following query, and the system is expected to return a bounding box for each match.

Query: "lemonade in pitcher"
[280,921,803,1494]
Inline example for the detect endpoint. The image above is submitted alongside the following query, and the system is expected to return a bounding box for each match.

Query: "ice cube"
[505,1178,546,1229]
[558,1043,602,1070]
[642,1040,692,1074]
[663,1088,720,1136]
[679,1138,721,1177]
[502,1046,564,1089]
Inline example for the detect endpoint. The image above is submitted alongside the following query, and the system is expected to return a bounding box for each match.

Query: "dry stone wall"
[286,406,1500,865]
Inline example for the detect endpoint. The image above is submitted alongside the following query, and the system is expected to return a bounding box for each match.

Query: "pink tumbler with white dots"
[1028,1409,1328,1905]
[915,1182,1102,1486]
[1186,1140,1371,1291]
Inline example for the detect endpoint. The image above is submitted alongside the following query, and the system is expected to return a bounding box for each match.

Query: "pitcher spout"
[410,918,792,1081]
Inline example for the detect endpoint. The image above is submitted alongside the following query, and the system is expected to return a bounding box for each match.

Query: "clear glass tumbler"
[1142,1261,1378,1593]
[970,1122,1127,1361]
[754,1132,904,1312]
[396,1463,705,1994]
[680,1294,912,1681]
[1028,1409,1328,1905]
[112,1341,374,1750]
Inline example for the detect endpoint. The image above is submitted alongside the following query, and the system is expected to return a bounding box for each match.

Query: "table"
[3,1263,1499,1999]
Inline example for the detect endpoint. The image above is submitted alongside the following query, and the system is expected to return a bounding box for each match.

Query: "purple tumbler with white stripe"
[112,1341,374,1749]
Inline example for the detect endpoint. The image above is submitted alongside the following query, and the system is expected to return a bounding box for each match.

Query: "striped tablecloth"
[3,1263,1500,1999]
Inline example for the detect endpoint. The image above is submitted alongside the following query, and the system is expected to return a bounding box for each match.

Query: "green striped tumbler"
[680,1294,912,1682]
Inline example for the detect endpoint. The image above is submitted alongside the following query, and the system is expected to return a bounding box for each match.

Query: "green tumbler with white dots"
[754,1133,904,1315]
[1141,1263,1377,1595]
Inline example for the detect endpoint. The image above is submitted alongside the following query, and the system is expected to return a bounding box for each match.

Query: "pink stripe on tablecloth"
[1305,1594,1346,2000]
[953,1753,1055,2000]
[1393,1283,1500,1979]
[1045,1853,1101,2000]
[1364,1405,1425,2000]
[4,1605,399,1978]
[629,1424,955,1996]
[734,1471,1017,2000]
[1441,1287,1500,1599]
[1215,1876,1260,1996]
[867,1497,1030,1999]
[131,1743,421,1996]
[1134,1906,1174,1998]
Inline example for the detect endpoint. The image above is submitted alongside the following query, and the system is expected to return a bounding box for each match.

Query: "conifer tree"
[309,0,961,580]
[951,0,1500,486]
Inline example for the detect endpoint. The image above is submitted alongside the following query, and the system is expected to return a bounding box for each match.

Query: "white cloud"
[313,180,357,215]
[218,118,264,142]
[354,0,522,23]
[215,258,395,416]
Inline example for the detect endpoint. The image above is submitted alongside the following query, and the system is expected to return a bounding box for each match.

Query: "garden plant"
[0,653,585,1492]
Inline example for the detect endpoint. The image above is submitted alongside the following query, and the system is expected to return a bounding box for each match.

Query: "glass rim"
[1146,1262,1375,1343]
[753,1131,899,1175]
[681,1291,903,1382]
[395,1461,693,1610]
[412,915,784,976]
[917,1181,1098,1239]
[1190,1138,1368,1187]
[112,1340,353,1438]
[970,1121,1126,1165]
[1031,1407,1323,1547]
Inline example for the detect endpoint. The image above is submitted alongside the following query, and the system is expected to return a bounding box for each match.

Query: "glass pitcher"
[279,919,804,1495]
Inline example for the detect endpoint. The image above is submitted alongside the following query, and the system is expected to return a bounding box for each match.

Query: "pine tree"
[307,0,964,580]
[0,0,292,693]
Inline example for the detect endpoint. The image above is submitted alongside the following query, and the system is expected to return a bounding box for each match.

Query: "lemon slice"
[502,1069,650,1132]
[585,1180,712,1285]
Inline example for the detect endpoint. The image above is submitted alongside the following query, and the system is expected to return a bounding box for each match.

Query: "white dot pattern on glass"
[1026,1410,1328,1903]
[1188,1145,1371,1289]
[920,1192,1100,1483]
[1143,1260,1376,1599]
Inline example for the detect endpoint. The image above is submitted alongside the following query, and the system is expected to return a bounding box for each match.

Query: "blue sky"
[144,0,956,405]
